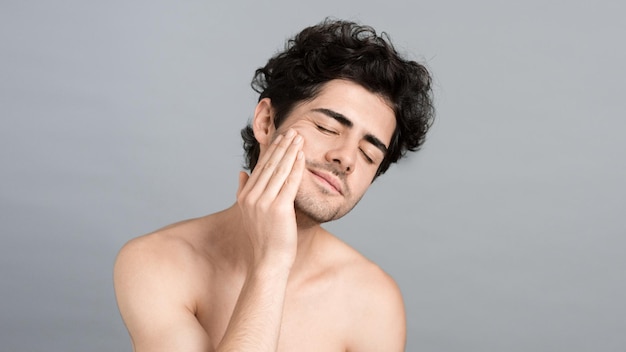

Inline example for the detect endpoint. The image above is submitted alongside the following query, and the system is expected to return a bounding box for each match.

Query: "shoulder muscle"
[114,232,211,352]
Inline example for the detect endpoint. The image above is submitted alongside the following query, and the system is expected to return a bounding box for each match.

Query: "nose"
[325,142,356,174]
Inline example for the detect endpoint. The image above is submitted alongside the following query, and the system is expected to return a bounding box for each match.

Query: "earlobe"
[252,98,275,145]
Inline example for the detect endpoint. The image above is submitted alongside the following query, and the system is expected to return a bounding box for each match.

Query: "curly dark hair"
[241,18,434,177]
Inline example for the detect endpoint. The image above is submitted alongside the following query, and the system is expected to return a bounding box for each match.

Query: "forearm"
[216,264,291,352]
[218,128,303,351]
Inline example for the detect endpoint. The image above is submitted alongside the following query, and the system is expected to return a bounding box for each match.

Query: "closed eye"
[360,148,375,164]
[316,125,338,135]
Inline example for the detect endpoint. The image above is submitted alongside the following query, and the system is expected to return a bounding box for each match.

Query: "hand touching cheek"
[236,129,305,268]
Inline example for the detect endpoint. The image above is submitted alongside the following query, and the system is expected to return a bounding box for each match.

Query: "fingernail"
[286,129,296,138]
[293,135,302,144]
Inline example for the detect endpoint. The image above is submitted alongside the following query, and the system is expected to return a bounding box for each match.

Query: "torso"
[148,214,394,351]
[195,268,351,351]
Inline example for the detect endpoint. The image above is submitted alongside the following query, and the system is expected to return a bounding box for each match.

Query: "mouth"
[309,169,343,195]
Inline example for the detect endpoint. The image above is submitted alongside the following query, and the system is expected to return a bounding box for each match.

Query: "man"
[114,18,434,351]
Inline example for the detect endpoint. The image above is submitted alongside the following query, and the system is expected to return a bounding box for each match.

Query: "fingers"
[275,150,305,203]
[239,129,304,202]
[260,133,303,199]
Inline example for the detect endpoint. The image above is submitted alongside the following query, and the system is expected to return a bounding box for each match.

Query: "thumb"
[236,171,249,196]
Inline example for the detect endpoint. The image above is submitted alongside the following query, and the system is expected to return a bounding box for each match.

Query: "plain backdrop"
[1,1,625,351]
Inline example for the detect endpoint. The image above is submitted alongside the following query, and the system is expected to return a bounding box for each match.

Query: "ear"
[252,98,275,146]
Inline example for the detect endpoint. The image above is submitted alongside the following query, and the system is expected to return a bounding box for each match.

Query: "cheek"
[295,129,324,154]
[348,174,374,196]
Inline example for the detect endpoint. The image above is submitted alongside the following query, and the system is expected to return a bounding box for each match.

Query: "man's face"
[270,79,396,224]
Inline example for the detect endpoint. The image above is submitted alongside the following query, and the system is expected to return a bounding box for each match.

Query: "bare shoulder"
[113,218,212,351]
[114,217,212,308]
[323,235,406,351]
[324,234,404,300]
[114,218,209,285]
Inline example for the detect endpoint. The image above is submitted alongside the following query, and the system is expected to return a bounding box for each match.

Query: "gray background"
[1,0,625,351]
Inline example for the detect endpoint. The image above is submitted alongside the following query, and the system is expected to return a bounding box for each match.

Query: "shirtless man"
[114,19,434,351]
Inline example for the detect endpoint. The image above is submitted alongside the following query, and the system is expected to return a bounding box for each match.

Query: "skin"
[114,80,407,351]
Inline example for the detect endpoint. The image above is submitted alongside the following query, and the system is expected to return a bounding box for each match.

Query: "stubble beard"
[293,160,364,225]
[294,190,342,225]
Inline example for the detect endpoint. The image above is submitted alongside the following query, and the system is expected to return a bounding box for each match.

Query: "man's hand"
[236,128,305,269]
[115,129,307,352]
[212,129,305,351]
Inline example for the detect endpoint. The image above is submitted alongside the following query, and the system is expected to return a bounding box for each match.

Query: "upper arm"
[114,236,212,352]
[346,268,407,352]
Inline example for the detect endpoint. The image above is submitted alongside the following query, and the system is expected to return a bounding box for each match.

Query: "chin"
[294,193,357,224]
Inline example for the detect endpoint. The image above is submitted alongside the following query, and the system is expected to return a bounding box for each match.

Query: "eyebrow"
[311,108,389,155]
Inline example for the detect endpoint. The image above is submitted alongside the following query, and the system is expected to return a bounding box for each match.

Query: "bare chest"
[195,276,349,351]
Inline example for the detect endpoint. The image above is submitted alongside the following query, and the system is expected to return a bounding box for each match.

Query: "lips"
[309,169,343,194]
